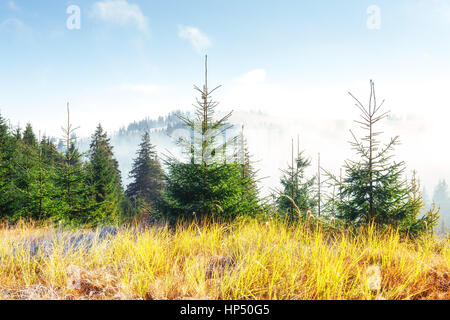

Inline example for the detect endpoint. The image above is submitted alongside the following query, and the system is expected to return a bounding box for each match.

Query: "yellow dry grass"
[0,219,448,300]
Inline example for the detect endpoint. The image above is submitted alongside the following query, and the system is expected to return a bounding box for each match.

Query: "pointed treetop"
[205,55,208,91]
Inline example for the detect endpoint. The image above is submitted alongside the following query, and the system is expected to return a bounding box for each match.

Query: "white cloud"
[177,25,211,53]
[7,1,20,11]
[92,0,149,35]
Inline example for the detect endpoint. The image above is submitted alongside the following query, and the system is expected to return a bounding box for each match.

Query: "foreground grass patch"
[0,219,448,300]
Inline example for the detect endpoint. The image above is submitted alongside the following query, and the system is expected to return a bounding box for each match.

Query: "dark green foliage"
[13,124,41,219]
[40,136,64,166]
[54,141,91,224]
[126,132,164,215]
[235,126,258,191]
[0,113,16,218]
[53,105,92,224]
[163,162,261,220]
[329,81,438,236]
[163,56,261,221]
[236,127,262,213]
[85,124,124,224]
[31,137,60,220]
[0,111,123,226]
[22,123,37,147]
[0,123,59,220]
[276,147,317,220]
[402,172,440,236]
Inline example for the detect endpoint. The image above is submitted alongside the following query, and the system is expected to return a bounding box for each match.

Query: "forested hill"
[75,110,188,187]
[116,110,188,136]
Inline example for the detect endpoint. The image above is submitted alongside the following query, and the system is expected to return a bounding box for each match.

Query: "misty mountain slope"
[75,110,353,198]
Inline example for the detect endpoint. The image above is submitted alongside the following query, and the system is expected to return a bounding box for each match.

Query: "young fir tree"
[126,131,164,215]
[236,126,257,187]
[163,56,260,220]
[22,123,37,147]
[55,104,90,223]
[276,137,316,220]
[406,171,440,235]
[86,124,123,225]
[330,81,438,235]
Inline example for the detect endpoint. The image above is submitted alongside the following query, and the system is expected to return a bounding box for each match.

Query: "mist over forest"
[68,109,450,233]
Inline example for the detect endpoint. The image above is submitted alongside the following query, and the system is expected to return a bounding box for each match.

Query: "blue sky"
[1,0,450,191]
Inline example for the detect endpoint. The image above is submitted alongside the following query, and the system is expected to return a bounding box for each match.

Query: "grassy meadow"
[0,218,448,300]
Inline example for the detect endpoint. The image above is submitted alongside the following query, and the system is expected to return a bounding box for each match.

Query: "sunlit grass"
[0,218,448,300]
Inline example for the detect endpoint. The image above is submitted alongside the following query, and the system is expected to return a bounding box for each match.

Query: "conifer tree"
[54,103,90,223]
[329,81,438,234]
[406,171,440,235]
[163,56,260,220]
[126,131,164,214]
[0,113,15,218]
[276,137,316,219]
[22,123,37,147]
[13,123,40,219]
[0,116,26,219]
[236,125,261,207]
[237,126,256,185]
[86,124,123,224]
[0,114,79,221]
[40,136,61,165]
[175,56,234,167]
[32,131,61,220]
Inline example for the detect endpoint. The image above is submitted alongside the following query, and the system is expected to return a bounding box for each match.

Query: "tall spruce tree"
[163,56,260,220]
[330,81,438,235]
[0,117,28,220]
[13,123,40,219]
[126,131,164,214]
[86,124,123,225]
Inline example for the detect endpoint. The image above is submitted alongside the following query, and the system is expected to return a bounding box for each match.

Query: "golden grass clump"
[0,219,448,300]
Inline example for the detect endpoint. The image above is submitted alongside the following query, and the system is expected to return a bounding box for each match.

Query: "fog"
[76,110,444,199]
